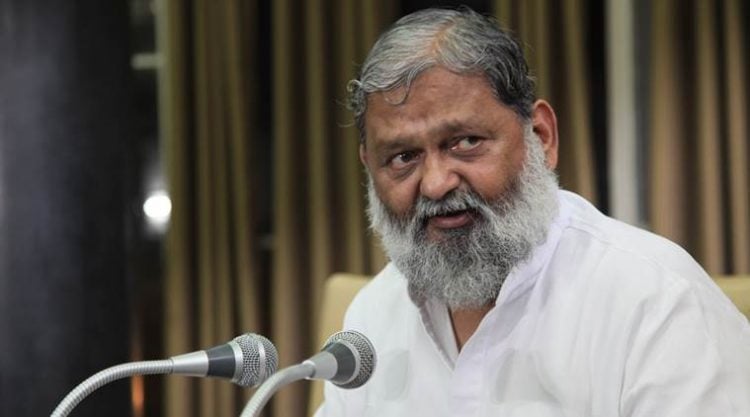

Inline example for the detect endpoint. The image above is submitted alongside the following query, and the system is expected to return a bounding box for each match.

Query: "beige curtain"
[270,1,393,416]
[162,0,264,416]
[648,0,750,274]
[157,1,750,416]
[162,1,393,417]
[494,0,598,202]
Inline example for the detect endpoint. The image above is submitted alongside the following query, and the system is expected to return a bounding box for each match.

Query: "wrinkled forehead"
[362,68,517,144]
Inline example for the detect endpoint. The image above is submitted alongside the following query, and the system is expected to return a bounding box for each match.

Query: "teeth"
[423,203,473,217]
[437,209,466,217]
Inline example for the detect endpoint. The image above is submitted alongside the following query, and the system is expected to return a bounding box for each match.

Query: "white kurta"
[315,191,750,417]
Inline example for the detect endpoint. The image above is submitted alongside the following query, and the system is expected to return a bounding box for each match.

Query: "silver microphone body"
[303,331,374,388]
[170,333,278,387]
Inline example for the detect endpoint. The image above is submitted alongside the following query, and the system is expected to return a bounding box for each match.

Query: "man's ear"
[359,143,368,167]
[531,99,559,169]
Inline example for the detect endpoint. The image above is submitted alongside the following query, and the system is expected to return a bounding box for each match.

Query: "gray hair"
[347,7,536,142]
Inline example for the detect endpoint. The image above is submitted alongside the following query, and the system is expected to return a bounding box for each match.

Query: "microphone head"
[322,330,376,389]
[232,333,278,387]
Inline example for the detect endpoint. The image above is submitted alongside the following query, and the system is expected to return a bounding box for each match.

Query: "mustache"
[416,189,484,217]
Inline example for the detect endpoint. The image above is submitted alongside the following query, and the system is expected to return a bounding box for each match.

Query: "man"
[316,7,750,417]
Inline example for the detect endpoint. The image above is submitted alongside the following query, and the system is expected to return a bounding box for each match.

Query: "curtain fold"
[494,0,749,274]
[723,0,750,273]
[162,0,194,415]
[161,3,750,417]
[270,2,394,416]
[163,0,263,416]
[493,0,598,203]
[270,1,310,415]
[647,0,750,274]
[164,1,393,417]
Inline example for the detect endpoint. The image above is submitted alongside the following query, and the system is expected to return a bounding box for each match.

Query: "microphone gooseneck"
[240,363,317,417]
[50,360,173,417]
[50,333,277,417]
[240,330,376,417]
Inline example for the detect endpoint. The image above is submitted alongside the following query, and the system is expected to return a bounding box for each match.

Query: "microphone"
[302,329,377,388]
[51,333,278,417]
[171,332,278,386]
[240,330,376,417]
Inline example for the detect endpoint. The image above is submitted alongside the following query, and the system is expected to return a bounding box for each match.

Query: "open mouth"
[427,208,474,229]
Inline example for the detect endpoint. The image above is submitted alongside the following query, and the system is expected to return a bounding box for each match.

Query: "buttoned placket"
[416,196,571,415]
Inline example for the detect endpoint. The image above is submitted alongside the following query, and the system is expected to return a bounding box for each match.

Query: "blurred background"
[0,0,747,416]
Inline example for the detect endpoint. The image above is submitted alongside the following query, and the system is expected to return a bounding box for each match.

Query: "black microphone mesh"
[234,333,278,387]
[324,330,376,389]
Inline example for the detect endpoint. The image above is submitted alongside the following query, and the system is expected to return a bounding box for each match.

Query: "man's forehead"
[366,118,476,152]
[367,69,501,114]
[372,68,492,101]
[362,69,514,146]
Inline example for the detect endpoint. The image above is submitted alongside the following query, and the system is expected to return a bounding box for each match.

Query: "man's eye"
[452,136,482,151]
[389,151,419,169]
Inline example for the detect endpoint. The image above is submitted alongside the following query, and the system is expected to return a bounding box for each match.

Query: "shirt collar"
[416,190,571,366]
[493,190,571,307]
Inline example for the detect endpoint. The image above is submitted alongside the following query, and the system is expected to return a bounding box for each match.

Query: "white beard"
[367,127,560,309]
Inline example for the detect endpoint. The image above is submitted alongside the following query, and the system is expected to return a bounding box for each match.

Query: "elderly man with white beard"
[315,7,750,417]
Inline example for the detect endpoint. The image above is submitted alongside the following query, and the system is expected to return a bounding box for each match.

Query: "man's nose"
[419,154,460,201]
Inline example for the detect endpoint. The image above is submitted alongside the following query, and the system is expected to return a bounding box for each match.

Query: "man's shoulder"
[558,190,706,282]
[354,263,407,303]
[549,192,747,344]
[343,263,414,329]
[551,190,735,313]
